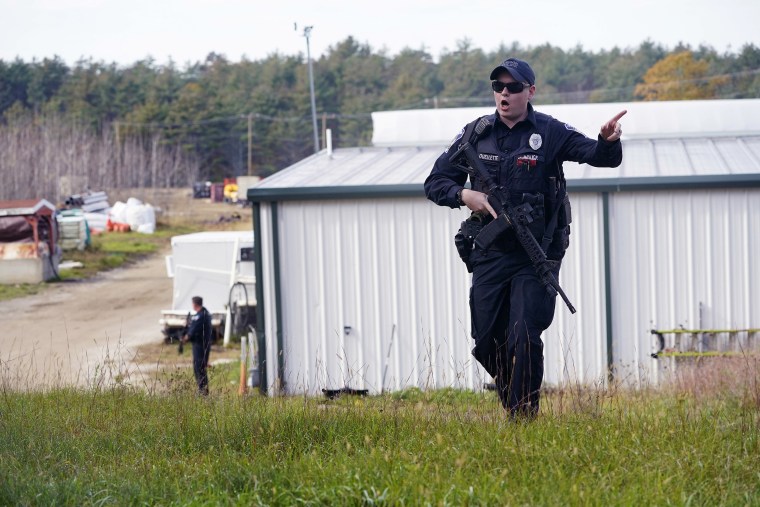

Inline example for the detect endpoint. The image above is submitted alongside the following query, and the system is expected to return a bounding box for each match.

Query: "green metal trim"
[602,192,614,381]
[248,174,760,203]
[252,203,268,395]
[568,173,760,193]
[248,184,424,203]
[270,202,285,392]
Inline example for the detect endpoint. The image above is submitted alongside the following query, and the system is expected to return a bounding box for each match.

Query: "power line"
[113,111,374,130]
[81,67,760,131]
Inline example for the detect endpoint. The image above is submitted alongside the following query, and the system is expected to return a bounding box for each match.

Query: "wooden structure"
[0,199,59,283]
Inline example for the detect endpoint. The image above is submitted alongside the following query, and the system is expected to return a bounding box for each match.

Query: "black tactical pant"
[469,248,558,417]
[192,340,212,395]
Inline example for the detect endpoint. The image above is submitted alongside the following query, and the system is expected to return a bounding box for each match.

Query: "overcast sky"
[2,0,759,67]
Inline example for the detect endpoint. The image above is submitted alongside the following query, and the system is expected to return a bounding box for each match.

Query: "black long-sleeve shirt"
[187,306,213,345]
[424,105,623,209]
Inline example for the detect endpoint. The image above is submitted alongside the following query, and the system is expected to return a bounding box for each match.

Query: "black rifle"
[178,312,192,354]
[449,123,576,314]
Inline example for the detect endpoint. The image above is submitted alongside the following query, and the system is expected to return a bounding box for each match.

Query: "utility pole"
[247,113,253,176]
[321,112,328,150]
[297,24,320,154]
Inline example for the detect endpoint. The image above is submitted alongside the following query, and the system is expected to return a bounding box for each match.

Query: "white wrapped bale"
[109,201,128,224]
[125,202,156,234]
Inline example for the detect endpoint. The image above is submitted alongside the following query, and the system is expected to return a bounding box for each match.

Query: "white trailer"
[160,231,256,345]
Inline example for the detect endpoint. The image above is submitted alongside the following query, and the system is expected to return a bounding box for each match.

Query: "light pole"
[298,24,320,153]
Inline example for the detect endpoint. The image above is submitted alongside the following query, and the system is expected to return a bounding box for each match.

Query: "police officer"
[182,296,214,395]
[424,57,625,418]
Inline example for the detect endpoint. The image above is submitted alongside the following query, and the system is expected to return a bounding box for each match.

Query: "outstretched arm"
[556,110,626,167]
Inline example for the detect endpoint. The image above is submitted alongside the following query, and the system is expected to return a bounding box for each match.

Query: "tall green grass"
[1,360,758,506]
[0,282,44,301]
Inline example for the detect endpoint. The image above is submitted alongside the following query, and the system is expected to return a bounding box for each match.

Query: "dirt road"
[0,252,172,389]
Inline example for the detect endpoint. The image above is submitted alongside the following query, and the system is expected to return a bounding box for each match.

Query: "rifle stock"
[449,141,576,314]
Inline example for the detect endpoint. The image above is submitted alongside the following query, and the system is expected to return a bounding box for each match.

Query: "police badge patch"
[529,133,542,150]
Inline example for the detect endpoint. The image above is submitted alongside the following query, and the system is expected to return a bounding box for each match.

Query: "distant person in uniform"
[425,57,625,418]
[182,296,213,395]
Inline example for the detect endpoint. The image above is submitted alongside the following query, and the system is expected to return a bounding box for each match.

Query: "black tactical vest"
[470,113,563,198]
[465,112,571,258]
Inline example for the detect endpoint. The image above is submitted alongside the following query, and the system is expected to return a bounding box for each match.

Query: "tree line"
[1,38,759,200]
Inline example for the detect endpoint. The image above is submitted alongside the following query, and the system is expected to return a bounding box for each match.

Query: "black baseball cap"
[489,58,535,85]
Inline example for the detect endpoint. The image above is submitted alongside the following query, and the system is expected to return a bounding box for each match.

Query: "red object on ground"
[106,219,131,233]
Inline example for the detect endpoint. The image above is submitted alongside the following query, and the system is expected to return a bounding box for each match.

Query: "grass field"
[1,358,758,505]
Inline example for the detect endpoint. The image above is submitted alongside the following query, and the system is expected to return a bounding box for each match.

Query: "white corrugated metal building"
[248,99,760,396]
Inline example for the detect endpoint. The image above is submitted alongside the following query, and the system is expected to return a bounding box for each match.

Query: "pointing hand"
[600,110,627,142]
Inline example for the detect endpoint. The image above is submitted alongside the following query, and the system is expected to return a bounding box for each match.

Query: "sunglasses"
[491,81,530,94]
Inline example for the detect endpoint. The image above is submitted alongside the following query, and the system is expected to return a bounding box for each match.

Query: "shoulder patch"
[444,127,465,153]
[564,122,588,137]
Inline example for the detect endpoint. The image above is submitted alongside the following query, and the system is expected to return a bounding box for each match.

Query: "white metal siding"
[260,189,759,395]
[275,198,485,395]
[268,194,614,395]
[544,193,609,386]
[608,188,760,386]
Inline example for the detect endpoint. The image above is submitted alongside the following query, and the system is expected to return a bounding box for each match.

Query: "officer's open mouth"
[500,99,509,107]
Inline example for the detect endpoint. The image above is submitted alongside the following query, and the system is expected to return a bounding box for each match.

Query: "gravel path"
[0,252,172,389]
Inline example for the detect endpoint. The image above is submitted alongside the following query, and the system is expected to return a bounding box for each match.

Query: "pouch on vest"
[546,194,572,259]
[558,194,572,227]
[519,192,546,244]
[454,213,486,272]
